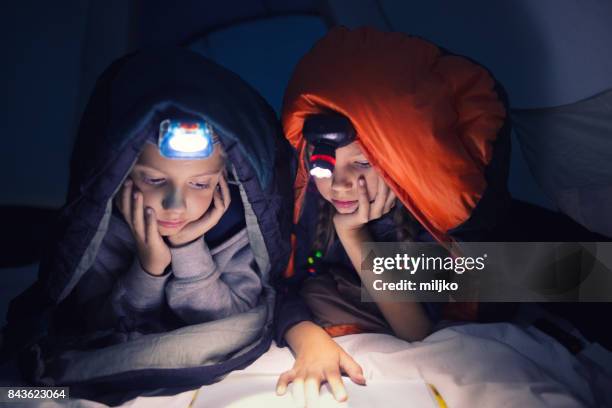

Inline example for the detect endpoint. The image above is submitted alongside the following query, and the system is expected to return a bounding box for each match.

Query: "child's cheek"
[140,190,163,214]
[313,177,333,202]
[188,191,215,219]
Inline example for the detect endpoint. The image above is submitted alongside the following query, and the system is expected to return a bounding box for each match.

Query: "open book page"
[192,375,438,408]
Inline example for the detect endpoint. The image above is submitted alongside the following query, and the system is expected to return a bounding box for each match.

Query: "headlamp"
[158,119,217,159]
[303,113,356,178]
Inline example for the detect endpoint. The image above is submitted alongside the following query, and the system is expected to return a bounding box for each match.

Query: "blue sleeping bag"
[0,47,294,401]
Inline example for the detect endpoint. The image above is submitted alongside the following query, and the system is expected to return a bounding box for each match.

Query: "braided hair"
[304,147,420,261]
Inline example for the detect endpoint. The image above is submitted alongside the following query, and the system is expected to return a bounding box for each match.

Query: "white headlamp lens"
[158,119,215,159]
[168,128,209,153]
[310,166,333,178]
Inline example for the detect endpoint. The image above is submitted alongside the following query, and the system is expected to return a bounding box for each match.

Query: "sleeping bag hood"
[1,47,294,399]
[283,27,511,261]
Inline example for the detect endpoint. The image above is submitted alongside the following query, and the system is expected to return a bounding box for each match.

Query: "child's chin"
[335,206,359,215]
[158,227,181,237]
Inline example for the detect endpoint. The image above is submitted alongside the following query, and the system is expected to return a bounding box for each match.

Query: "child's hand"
[116,179,171,276]
[333,175,396,235]
[167,173,231,247]
[277,321,366,407]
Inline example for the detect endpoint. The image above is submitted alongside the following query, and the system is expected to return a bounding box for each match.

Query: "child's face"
[129,143,225,236]
[311,141,382,214]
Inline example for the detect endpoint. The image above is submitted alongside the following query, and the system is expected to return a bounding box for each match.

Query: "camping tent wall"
[1,1,90,208]
[1,0,133,208]
[136,0,323,47]
[3,0,611,225]
[375,0,612,109]
[325,0,612,216]
[98,0,612,212]
[188,16,328,114]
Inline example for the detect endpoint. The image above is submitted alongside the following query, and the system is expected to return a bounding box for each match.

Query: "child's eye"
[189,182,210,190]
[143,176,166,185]
[354,161,371,169]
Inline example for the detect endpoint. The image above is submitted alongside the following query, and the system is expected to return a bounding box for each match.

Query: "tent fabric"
[282,26,507,247]
[512,89,612,238]
[0,47,294,400]
[140,0,320,47]
[378,0,612,109]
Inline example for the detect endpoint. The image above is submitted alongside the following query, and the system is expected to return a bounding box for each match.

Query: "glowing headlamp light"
[303,113,356,178]
[158,119,216,159]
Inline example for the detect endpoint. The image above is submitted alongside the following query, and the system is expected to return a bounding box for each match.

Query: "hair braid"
[312,196,335,254]
[392,204,419,242]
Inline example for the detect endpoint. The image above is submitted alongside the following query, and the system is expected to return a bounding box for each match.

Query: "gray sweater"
[71,212,262,333]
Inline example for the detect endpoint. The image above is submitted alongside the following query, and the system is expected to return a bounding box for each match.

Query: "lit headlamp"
[303,113,356,178]
[158,119,217,159]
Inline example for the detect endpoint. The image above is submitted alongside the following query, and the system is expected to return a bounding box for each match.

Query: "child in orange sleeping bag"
[273,27,512,405]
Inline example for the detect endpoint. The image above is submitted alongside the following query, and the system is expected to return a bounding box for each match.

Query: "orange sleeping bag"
[283,26,506,247]
[282,27,507,322]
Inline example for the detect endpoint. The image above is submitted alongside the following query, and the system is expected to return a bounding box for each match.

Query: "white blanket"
[5,323,611,407]
[213,323,602,408]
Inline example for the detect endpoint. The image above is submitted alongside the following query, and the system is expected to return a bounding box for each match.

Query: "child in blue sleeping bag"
[76,112,262,333]
[0,47,293,402]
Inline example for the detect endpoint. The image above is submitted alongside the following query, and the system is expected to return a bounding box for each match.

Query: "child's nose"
[162,188,186,211]
[331,168,354,192]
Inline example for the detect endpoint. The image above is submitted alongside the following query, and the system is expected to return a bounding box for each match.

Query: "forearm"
[336,227,431,341]
[274,287,314,347]
[80,258,170,332]
[285,321,333,355]
[117,258,171,310]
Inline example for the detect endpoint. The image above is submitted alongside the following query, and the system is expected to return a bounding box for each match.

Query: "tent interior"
[1,1,611,406]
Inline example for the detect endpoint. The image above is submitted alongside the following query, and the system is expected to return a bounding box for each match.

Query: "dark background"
[2,0,611,210]
[2,0,612,336]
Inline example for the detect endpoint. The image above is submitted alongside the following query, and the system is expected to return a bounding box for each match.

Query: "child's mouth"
[332,199,358,210]
[158,219,186,229]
